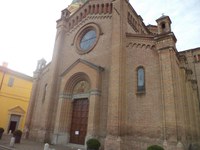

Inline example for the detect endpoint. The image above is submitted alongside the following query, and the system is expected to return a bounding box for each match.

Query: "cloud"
[0,0,199,75]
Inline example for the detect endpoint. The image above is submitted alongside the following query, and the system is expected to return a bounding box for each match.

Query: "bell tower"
[156,14,172,34]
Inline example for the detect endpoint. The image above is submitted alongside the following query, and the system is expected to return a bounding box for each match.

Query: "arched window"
[137,66,145,92]
[161,22,166,33]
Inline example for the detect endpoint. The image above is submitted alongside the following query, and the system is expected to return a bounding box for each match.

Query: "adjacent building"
[25,0,200,149]
[0,63,33,133]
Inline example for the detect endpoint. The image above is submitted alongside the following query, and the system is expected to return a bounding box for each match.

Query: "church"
[25,0,200,149]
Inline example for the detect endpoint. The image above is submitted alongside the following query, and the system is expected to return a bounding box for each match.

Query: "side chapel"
[25,0,200,149]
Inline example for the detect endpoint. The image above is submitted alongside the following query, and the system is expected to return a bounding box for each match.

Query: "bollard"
[44,143,49,150]
[8,130,12,135]
[10,137,15,147]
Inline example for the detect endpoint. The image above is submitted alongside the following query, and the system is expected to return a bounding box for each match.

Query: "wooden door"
[8,121,17,133]
[70,98,89,145]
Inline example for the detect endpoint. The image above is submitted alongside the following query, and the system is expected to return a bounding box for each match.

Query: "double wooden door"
[70,98,89,145]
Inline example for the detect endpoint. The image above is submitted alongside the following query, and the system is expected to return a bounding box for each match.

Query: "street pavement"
[0,134,85,150]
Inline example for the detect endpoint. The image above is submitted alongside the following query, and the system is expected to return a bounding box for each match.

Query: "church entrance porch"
[52,60,103,145]
[70,98,89,145]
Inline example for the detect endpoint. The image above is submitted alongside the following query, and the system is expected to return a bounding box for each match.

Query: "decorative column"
[86,89,101,139]
[105,0,127,149]
[158,49,178,142]
[53,93,72,144]
[42,16,69,142]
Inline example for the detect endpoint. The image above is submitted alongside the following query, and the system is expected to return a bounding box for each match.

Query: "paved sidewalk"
[0,134,85,150]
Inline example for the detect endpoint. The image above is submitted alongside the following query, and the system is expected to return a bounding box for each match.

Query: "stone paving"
[0,134,85,150]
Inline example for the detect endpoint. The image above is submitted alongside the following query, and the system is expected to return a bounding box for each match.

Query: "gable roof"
[61,59,104,76]
[8,106,26,114]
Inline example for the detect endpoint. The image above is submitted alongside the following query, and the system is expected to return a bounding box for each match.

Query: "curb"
[0,145,15,150]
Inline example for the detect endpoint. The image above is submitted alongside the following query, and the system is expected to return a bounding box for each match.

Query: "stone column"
[43,18,68,142]
[105,0,127,149]
[86,89,101,139]
[52,93,72,144]
[158,49,178,142]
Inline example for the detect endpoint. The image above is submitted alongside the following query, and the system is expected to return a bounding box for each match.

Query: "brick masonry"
[25,0,200,150]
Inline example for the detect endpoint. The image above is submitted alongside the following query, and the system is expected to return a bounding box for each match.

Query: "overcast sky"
[0,0,199,76]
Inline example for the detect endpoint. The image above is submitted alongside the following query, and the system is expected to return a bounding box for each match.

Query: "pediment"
[61,59,104,77]
[8,106,25,114]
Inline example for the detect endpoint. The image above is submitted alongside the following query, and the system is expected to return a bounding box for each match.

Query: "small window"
[137,66,145,93]
[42,84,48,103]
[161,23,166,29]
[8,77,14,87]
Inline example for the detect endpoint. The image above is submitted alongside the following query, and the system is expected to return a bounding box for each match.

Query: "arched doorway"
[70,80,90,144]
[53,59,103,145]
[8,114,21,133]
[70,98,89,144]
[7,106,25,133]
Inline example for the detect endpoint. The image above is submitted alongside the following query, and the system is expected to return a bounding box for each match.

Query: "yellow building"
[0,63,32,133]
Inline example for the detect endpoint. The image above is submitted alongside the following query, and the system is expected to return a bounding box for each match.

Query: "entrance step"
[65,143,86,150]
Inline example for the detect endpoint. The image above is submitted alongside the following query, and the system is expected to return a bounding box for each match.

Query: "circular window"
[74,23,101,54]
[79,29,97,51]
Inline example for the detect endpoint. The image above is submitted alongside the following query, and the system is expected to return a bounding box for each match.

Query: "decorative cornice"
[154,32,177,43]
[126,33,156,49]
[59,89,101,100]
[158,46,176,51]
[66,14,112,35]
[126,41,155,50]
[59,93,72,99]
[58,0,113,33]
[73,93,90,99]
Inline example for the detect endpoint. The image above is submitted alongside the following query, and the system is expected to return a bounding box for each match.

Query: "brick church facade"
[25,0,200,149]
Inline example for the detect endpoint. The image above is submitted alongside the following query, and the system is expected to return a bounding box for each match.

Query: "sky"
[0,0,199,76]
